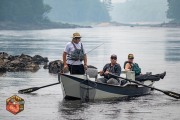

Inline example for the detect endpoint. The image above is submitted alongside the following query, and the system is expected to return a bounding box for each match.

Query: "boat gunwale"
[60,73,153,88]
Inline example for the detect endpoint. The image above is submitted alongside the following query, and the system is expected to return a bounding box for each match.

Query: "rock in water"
[48,60,64,73]
[0,52,48,72]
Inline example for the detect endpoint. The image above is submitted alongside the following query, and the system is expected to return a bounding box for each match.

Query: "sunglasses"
[111,57,117,60]
[75,37,81,40]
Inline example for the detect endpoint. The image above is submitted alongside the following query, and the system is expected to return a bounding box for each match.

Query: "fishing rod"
[19,43,104,94]
[67,42,104,64]
[86,43,104,54]
[65,42,104,74]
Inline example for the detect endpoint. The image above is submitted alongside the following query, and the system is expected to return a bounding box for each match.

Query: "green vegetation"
[167,0,180,23]
[0,0,110,29]
[44,0,110,23]
[0,0,51,23]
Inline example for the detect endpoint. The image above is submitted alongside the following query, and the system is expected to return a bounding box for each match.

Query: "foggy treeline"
[111,0,168,23]
[0,0,51,23]
[0,0,180,26]
[167,0,180,23]
[44,0,110,23]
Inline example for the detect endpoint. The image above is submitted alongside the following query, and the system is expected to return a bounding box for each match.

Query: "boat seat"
[86,68,98,81]
[121,71,135,80]
[120,71,136,85]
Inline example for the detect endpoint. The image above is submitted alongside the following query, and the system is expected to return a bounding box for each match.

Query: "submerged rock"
[0,52,8,59]
[0,66,6,72]
[48,60,64,73]
[32,55,49,64]
[0,52,48,72]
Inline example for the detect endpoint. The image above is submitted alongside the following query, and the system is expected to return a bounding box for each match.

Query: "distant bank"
[0,21,91,30]
[1,21,180,30]
[95,22,180,28]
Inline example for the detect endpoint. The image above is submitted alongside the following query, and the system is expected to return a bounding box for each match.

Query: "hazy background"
[44,0,169,24]
[1,0,180,27]
[111,0,168,24]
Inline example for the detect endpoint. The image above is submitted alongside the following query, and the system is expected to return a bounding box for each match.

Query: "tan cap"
[72,32,81,38]
[128,54,134,59]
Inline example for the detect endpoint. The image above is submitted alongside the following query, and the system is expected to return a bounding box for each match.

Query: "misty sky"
[111,0,168,23]
[111,0,127,3]
[44,0,168,24]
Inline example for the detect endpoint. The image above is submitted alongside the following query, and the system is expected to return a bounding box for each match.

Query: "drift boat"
[59,69,154,101]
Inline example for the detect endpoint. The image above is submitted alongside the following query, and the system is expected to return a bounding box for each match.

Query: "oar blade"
[18,87,40,94]
[163,91,180,99]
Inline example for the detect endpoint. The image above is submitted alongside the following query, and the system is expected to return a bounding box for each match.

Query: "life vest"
[124,61,141,76]
[68,42,85,61]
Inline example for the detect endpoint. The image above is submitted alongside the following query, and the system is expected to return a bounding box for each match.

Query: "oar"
[18,82,60,94]
[18,73,62,94]
[108,73,180,99]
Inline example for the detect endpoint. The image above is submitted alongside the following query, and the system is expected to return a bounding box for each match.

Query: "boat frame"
[59,71,154,101]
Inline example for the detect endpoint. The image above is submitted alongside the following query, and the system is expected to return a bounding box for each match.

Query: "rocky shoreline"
[0,52,64,73]
[0,52,49,72]
[0,52,96,74]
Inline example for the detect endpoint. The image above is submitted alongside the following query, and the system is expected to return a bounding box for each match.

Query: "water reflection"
[0,30,67,60]
[58,100,124,120]
[165,29,180,62]
[58,100,89,120]
[1,27,180,120]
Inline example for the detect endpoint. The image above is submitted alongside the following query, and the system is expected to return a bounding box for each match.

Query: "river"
[0,26,180,120]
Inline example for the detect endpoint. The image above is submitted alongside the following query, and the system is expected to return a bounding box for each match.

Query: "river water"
[0,26,180,120]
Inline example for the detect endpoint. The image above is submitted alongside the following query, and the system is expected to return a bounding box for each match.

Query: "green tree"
[0,0,51,23]
[167,0,180,23]
[44,0,110,23]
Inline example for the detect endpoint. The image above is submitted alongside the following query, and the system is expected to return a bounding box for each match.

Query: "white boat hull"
[60,74,153,100]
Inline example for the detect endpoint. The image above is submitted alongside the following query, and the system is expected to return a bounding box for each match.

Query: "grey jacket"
[102,63,121,80]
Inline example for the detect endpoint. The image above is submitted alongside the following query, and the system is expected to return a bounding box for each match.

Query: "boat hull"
[60,74,153,100]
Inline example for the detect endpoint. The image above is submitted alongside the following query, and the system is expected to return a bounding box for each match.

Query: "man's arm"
[100,64,108,76]
[63,52,68,70]
[84,54,87,65]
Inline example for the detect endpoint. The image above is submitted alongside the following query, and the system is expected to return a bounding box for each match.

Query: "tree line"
[167,0,180,23]
[0,0,179,24]
[0,0,51,23]
[44,0,110,23]
[0,0,110,24]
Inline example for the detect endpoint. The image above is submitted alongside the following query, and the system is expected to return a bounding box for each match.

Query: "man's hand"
[84,64,87,70]
[63,64,68,72]
[104,70,109,75]
[99,70,104,76]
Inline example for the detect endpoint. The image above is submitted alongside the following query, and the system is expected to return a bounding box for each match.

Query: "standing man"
[97,54,121,85]
[63,32,87,74]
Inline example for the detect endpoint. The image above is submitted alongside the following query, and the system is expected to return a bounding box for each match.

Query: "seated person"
[97,54,121,85]
[124,54,166,81]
